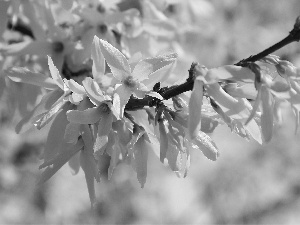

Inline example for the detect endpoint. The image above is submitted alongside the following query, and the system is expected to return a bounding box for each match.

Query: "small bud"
[98,24,108,34]
[294,15,300,31]
[52,41,64,53]
[276,60,297,77]
[261,55,280,65]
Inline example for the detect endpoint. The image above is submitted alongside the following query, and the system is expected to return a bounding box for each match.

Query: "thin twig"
[125,16,300,111]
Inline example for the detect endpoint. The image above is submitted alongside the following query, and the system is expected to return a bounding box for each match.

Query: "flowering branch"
[125,15,300,111]
[236,16,300,66]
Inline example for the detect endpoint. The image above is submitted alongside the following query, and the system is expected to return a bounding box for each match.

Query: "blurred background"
[1,0,300,224]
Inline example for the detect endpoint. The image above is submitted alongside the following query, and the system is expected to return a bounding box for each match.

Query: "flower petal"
[132,53,177,82]
[114,84,132,118]
[158,120,168,163]
[98,39,131,81]
[205,65,255,84]
[261,86,274,142]
[91,36,106,80]
[191,131,219,161]
[188,79,203,139]
[65,79,85,95]
[48,56,64,89]
[82,77,105,105]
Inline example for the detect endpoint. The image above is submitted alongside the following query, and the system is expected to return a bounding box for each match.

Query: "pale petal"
[224,83,257,100]
[131,53,177,81]
[66,79,85,95]
[158,120,168,163]
[48,56,64,89]
[82,77,105,105]
[261,86,274,143]
[114,84,132,118]
[205,65,255,84]
[191,131,219,161]
[98,39,131,81]
[188,79,203,139]
[91,36,106,80]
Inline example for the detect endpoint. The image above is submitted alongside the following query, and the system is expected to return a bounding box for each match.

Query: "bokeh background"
[1,0,300,224]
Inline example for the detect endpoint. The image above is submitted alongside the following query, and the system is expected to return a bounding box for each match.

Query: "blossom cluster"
[1,0,300,207]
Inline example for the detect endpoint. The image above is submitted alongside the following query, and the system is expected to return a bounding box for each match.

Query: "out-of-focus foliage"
[1,0,300,224]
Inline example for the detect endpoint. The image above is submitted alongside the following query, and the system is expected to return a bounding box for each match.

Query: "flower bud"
[276,60,297,77]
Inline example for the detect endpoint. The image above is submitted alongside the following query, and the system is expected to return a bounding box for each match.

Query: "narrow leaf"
[43,104,70,161]
[34,96,66,129]
[94,112,113,153]
[80,149,97,208]
[81,125,100,207]
[16,88,63,133]
[64,122,81,144]
[133,136,149,188]
[67,107,102,124]
[1,40,52,56]
[108,145,121,180]
[6,67,57,89]
[37,140,83,185]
